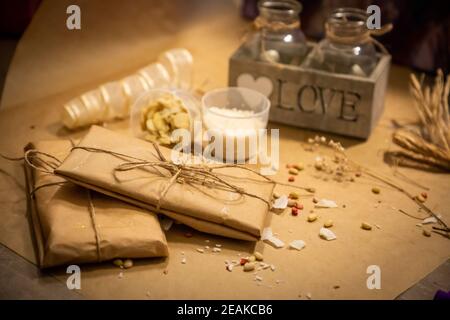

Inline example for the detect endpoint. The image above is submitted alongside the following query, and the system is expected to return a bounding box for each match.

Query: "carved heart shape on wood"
[237,73,273,97]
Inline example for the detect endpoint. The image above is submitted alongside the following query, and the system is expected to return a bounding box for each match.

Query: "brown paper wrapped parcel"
[55,126,275,241]
[25,140,169,268]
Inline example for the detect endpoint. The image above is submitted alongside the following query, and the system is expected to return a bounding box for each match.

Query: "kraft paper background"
[0,0,448,299]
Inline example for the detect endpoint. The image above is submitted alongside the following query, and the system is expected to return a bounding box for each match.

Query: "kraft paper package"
[25,140,169,268]
[55,126,274,241]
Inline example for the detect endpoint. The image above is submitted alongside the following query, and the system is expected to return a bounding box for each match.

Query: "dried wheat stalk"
[393,70,450,171]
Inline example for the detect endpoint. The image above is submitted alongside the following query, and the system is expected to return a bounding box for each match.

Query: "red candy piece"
[297,203,304,210]
[288,176,295,182]
[240,258,248,265]
[291,207,298,216]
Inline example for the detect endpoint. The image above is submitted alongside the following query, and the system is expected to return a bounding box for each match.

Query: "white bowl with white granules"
[201,87,271,161]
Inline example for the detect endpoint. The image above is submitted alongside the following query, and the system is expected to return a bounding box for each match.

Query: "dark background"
[0,0,449,102]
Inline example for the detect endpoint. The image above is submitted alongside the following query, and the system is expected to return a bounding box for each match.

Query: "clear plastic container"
[62,48,194,130]
[130,89,201,144]
[202,87,270,161]
[138,62,171,88]
[158,48,193,90]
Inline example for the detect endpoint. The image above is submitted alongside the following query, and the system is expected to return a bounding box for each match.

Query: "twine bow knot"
[73,143,273,211]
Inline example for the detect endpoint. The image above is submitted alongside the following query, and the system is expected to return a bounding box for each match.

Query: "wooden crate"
[228,45,391,139]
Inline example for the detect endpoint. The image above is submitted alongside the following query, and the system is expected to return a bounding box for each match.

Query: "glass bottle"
[242,0,308,66]
[303,8,378,77]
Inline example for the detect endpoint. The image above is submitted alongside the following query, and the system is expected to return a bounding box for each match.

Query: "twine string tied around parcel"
[71,143,275,210]
[0,150,104,262]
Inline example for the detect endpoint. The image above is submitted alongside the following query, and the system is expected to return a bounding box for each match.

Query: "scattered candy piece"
[288,168,299,175]
[293,163,304,171]
[307,213,318,222]
[243,262,255,272]
[421,192,428,199]
[113,259,123,268]
[288,176,295,182]
[372,187,380,194]
[315,199,338,208]
[254,252,264,261]
[255,275,263,281]
[323,220,333,228]
[416,195,426,203]
[422,217,437,224]
[289,240,306,251]
[118,272,123,279]
[212,248,222,253]
[289,191,299,199]
[291,207,299,216]
[423,229,431,237]
[248,255,256,262]
[272,192,281,199]
[314,162,323,171]
[319,227,336,241]
[196,248,205,253]
[361,222,372,230]
[273,195,288,209]
[261,227,273,241]
[297,203,304,210]
[123,259,133,269]
[287,199,298,207]
[240,258,249,265]
[262,227,285,248]
[306,187,316,193]
[181,257,187,264]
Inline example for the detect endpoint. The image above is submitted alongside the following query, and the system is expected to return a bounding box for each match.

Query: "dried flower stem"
[308,136,449,236]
